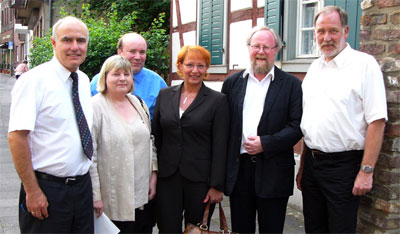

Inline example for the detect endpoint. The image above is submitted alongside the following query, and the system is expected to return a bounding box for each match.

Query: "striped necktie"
[71,72,93,159]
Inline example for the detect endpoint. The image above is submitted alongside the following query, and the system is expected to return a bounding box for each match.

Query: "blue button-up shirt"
[90,67,167,119]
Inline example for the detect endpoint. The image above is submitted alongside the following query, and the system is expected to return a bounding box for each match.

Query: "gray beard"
[252,61,272,75]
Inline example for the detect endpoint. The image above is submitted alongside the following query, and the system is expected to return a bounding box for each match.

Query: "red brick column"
[358,0,400,233]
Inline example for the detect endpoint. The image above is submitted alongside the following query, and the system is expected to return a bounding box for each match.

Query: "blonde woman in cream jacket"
[90,55,157,234]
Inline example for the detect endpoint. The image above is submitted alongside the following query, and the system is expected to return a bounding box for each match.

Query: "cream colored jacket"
[90,93,157,221]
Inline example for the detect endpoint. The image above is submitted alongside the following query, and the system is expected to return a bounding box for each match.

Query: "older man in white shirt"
[8,16,94,233]
[297,6,387,234]
[222,25,303,233]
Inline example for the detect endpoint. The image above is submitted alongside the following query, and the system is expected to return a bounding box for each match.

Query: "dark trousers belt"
[309,149,363,160]
[35,171,89,185]
[241,153,259,163]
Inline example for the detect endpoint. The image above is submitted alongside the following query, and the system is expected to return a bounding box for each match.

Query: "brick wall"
[358,1,400,233]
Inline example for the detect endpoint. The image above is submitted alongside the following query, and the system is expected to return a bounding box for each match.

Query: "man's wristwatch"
[360,165,374,173]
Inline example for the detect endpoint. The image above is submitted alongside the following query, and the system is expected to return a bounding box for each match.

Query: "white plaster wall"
[257,17,264,27]
[172,0,197,27]
[171,31,197,73]
[180,0,197,24]
[172,0,177,28]
[257,0,265,8]
[229,20,252,70]
[183,31,197,46]
[171,32,181,73]
[231,0,252,12]
[231,0,264,12]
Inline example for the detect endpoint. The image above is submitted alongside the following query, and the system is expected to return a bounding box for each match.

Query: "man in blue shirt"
[90,33,167,118]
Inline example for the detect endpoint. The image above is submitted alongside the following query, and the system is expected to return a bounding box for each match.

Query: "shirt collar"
[133,67,145,84]
[319,43,351,69]
[243,66,275,82]
[51,57,78,83]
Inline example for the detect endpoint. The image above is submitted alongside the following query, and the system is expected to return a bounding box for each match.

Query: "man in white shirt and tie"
[8,16,94,233]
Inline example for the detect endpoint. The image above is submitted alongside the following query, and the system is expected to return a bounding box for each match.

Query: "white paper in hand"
[94,212,120,234]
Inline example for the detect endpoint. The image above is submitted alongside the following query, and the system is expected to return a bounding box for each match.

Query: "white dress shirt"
[9,57,93,177]
[301,44,387,152]
[241,67,274,154]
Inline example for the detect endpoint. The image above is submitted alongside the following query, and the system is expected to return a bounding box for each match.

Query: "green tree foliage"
[85,0,170,33]
[29,3,170,80]
[79,4,135,78]
[142,13,170,79]
[29,32,53,69]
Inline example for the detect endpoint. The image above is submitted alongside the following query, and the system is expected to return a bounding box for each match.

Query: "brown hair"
[314,6,348,27]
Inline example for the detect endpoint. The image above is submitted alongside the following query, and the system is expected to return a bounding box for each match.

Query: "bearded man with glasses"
[221,25,303,233]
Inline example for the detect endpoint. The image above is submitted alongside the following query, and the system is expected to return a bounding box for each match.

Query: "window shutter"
[264,0,282,35]
[324,0,362,50]
[199,0,224,65]
[265,0,282,59]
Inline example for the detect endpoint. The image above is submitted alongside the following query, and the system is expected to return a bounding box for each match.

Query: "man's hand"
[244,136,263,155]
[26,189,49,220]
[9,130,49,219]
[352,171,374,196]
[296,166,304,191]
[352,119,385,196]
[93,200,104,218]
[203,187,223,204]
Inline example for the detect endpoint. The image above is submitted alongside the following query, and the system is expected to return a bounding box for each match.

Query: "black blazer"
[152,82,229,191]
[221,66,303,198]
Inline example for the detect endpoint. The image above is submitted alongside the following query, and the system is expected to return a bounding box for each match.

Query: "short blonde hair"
[97,55,133,94]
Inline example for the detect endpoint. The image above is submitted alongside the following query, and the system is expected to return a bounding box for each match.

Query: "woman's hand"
[148,171,157,200]
[203,187,223,204]
[94,200,104,218]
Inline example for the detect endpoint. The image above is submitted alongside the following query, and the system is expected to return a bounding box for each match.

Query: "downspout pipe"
[49,0,52,28]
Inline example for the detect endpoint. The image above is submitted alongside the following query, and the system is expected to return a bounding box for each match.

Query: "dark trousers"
[112,199,155,234]
[156,170,214,233]
[301,149,363,233]
[19,172,94,233]
[230,156,289,233]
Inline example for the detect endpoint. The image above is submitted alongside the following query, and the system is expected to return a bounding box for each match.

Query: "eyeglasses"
[249,44,278,53]
[183,63,207,70]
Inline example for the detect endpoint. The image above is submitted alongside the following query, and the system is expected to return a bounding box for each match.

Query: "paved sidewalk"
[207,199,304,233]
[0,73,304,234]
[0,74,20,234]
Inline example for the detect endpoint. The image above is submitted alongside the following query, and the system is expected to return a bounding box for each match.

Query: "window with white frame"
[281,0,362,69]
[297,0,321,57]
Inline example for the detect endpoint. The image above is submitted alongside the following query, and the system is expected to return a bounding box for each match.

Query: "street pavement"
[0,74,20,234]
[0,73,304,233]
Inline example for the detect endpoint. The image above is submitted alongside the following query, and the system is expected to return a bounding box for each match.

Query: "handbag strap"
[219,203,229,233]
[200,202,211,229]
[201,202,230,233]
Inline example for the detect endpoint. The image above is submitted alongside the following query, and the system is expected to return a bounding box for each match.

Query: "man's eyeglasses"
[249,44,278,53]
[183,63,206,70]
